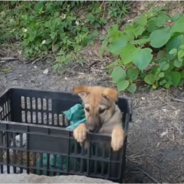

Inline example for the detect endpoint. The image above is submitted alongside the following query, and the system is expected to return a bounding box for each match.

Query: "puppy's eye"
[85,107,90,112]
[99,108,106,114]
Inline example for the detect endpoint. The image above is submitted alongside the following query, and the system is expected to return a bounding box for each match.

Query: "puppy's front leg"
[111,124,125,151]
[73,123,87,143]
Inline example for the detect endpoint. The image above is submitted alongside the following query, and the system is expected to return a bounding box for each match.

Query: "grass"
[0,1,130,72]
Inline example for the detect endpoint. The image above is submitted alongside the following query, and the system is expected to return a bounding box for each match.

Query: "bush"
[101,7,184,93]
[0,1,129,72]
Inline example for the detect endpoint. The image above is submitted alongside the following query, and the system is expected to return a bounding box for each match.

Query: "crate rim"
[1,87,133,115]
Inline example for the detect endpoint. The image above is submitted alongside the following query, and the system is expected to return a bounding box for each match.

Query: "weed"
[101,7,184,93]
[0,1,130,72]
[108,1,130,24]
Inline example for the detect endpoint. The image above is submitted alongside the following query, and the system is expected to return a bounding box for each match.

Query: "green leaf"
[120,44,136,65]
[160,61,170,71]
[100,39,108,57]
[87,13,95,23]
[147,18,158,32]
[166,34,184,60]
[108,24,120,41]
[52,44,60,52]
[144,74,155,85]
[166,34,184,51]
[159,72,165,78]
[165,83,170,89]
[117,80,129,91]
[159,80,164,85]
[170,15,184,33]
[106,60,120,70]
[155,13,170,27]
[127,83,137,94]
[132,48,153,71]
[171,14,181,22]
[157,50,166,59]
[34,1,44,11]
[181,71,184,78]
[178,50,184,61]
[174,59,182,68]
[108,36,128,55]
[130,38,150,45]
[180,44,184,50]
[160,79,167,85]
[45,38,52,45]
[100,18,107,24]
[169,48,177,55]
[127,68,139,80]
[124,25,135,41]
[178,79,184,87]
[155,72,161,80]
[150,27,171,48]
[111,66,126,83]
[133,25,145,38]
[170,72,181,86]
[134,15,147,26]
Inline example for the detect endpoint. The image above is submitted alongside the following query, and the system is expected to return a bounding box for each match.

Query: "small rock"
[107,15,111,20]
[175,109,180,115]
[141,97,145,100]
[162,108,167,112]
[43,68,49,75]
[160,130,168,138]
[34,66,37,69]
[101,29,106,35]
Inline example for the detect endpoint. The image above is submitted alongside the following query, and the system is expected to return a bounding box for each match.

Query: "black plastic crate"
[0,88,132,183]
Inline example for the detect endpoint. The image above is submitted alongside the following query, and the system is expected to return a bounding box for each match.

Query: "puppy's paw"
[73,123,87,143]
[111,126,125,152]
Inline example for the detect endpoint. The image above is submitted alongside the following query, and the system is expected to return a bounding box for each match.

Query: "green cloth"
[36,104,109,175]
[64,104,86,130]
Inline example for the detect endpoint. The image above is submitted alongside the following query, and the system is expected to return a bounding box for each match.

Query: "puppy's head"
[73,86,118,133]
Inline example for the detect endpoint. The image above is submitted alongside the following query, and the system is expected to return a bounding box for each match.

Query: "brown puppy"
[72,85,125,152]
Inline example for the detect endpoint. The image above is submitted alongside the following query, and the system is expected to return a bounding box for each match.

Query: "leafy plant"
[0,1,130,72]
[101,7,184,93]
[108,1,130,24]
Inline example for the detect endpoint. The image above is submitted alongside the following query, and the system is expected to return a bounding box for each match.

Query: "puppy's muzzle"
[86,116,101,133]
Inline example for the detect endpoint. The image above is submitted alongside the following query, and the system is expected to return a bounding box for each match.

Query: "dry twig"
[168,95,184,103]
[158,96,177,110]
[0,57,17,61]
[137,167,160,183]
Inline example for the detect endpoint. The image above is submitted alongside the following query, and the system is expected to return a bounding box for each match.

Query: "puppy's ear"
[73,86,90,99]
[102,88,118,102]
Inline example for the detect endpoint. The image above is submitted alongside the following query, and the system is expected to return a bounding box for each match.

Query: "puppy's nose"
[88,125,96,132]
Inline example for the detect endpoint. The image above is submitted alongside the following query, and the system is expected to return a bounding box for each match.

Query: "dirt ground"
[1,1,184,183]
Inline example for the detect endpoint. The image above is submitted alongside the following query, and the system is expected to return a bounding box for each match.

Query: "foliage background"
[1,1,184,93]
